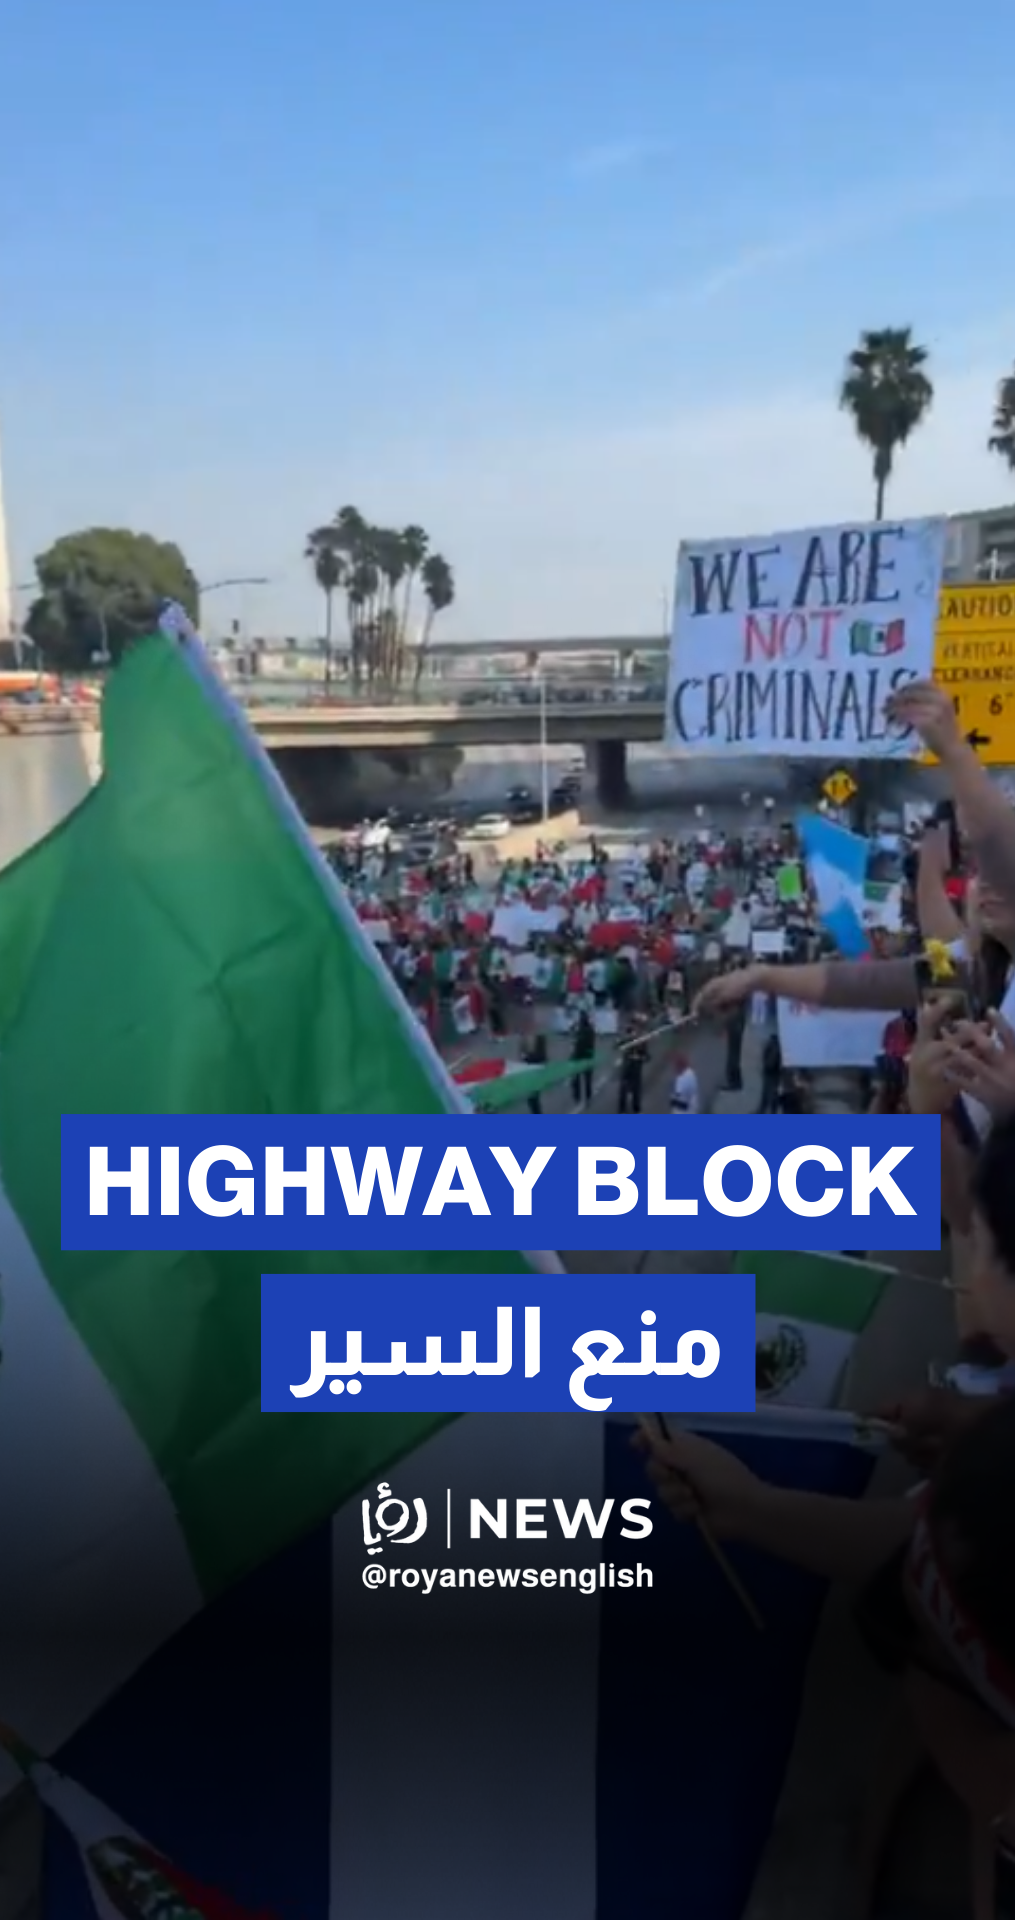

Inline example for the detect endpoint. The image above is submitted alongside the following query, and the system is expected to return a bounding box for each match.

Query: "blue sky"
[3,0,1015,640]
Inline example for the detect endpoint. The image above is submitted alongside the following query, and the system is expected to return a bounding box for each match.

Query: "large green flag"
[0,632,534,1750]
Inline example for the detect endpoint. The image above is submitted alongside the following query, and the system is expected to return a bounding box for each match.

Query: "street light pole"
[197,576,270,639]
[540,671,549,823]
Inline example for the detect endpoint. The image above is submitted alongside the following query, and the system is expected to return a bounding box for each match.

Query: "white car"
[471,813,511,840]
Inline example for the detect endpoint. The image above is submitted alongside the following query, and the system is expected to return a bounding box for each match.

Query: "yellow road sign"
[823,769,857,807]
[928,582,1015,765]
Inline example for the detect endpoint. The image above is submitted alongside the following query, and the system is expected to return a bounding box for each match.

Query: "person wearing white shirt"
[671,1056,699,1114]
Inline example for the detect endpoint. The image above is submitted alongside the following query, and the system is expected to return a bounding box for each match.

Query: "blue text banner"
[62,1115,942,1252]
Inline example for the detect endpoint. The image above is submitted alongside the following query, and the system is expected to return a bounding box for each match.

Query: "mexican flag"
[0,623,542,1752]
[733,1249,894,1407]
[1,1728,272,1920]
[454,1054,608,1110]
[452,1056,526,1087]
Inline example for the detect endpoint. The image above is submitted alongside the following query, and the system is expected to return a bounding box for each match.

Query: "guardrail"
[228,678,667,710]
[0,702,96,735]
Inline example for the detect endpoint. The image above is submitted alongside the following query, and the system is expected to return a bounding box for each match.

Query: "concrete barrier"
[476,810,583,862]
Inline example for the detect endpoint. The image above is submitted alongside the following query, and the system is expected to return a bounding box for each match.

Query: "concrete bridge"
[246,697,668,806]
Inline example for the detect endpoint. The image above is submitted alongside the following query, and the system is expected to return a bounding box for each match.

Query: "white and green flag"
[0,630,538,1751]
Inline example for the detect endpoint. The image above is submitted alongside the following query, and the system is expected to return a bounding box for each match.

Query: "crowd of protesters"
[643,680,1015,1917]
[329,678,1015,1903]
[328,810,860,1112]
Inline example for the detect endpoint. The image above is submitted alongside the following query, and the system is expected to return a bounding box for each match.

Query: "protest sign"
[666,517,945,759]
[777,1001,889,1070]
[751,929,785,957]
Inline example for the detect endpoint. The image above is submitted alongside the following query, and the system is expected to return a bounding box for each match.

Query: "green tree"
[839,328,933,518]
[24,528,199,671]
[414,554,455,688]
[988,365,1015,471]
[304,527,345,685]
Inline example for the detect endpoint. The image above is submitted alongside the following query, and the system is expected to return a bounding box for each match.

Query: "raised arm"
[916,821,964,945]
[695,956,918,1018]
[889,681,1015,908]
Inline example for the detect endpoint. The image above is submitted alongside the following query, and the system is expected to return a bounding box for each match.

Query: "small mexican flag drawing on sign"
[849,618,905,657]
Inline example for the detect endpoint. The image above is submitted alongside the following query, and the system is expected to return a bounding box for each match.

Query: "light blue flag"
[797,812,871,955]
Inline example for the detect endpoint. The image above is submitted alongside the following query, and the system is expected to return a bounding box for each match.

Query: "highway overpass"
[247,696,667,807]
[246,697,666,751]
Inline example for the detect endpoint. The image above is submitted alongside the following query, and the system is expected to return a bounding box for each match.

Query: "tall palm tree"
[988,365,1015,472]
[347,558,380,686]
[304,527,344,687]
[370,527,409,686]
[415,554,455,689]
[397,524,429,680]
[839,328,933,518]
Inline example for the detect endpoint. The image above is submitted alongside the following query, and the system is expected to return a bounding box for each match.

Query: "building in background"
[0,424,11,639]
[944,506,1015,581]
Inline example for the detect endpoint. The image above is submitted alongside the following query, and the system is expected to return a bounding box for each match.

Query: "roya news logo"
[362,1482,428,1556]
[361,1481,654,1553]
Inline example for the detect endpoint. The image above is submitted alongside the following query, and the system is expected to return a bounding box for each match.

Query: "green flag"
[0,632,534,1750]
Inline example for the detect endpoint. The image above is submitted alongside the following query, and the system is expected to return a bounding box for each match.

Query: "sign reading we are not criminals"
[665,517,945,759]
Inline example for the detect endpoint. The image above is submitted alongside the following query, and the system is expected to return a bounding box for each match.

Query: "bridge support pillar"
[588,737,629,808]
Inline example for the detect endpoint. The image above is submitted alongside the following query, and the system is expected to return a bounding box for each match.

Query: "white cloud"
[567,137,666,181]
[659,165,1015,311]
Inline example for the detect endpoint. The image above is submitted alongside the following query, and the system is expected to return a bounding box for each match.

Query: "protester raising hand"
[887,679,1015,925]
[885,679,965,760]
[945,1012,1015,1121]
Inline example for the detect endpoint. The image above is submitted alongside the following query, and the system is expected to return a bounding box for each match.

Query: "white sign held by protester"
[751,928,786,957]
[778,1000,889,1070]
[665,516,945,759]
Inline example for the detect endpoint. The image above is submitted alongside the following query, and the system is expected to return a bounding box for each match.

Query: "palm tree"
[370,527,409,686]
[397,524,429,681]
[839,328,933,518]
[347,558,380,686]
[308,506,451,692]
[304,527,344,687]
[988,365,1015,471]
[415,554,455,689]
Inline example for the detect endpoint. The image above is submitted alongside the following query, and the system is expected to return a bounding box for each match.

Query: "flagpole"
[161,610,565,1277]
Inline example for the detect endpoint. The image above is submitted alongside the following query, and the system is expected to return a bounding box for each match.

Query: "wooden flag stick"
[645,1416,765,1632]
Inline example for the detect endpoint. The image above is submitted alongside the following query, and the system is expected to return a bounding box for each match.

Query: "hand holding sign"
[885,679,964,760]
